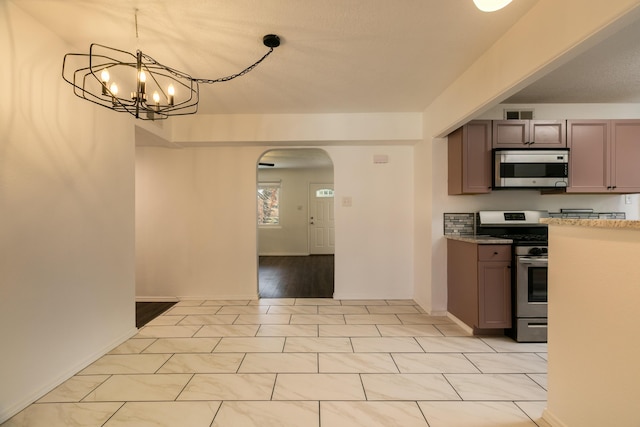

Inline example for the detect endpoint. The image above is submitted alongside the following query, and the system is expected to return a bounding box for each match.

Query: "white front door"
[308,183,335,254]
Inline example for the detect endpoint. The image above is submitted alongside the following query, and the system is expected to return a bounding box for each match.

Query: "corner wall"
[0,3,136,422]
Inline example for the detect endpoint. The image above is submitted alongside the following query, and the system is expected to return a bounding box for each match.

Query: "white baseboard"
[177,294,259,301]
[258,252,310,256]
[0,326,138,424]
[135,296,179,302]
[542,408,568,427]
[429,310,448,317]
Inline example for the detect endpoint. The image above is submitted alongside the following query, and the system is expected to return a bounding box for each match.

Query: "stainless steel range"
[476,210,549,342]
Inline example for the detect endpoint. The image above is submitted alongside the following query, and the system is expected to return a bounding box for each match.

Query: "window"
[315,188,334,198]
[257,182,280,225]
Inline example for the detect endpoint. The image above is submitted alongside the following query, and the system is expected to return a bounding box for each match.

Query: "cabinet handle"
[493,251,499,255]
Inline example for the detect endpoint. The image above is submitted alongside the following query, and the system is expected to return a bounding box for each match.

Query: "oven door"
[516,255,548,317]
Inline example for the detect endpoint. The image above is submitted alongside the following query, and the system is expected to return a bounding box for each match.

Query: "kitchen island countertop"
[540,218,640,230]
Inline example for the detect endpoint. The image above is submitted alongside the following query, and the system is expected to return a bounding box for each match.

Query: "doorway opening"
[257,148,335,298]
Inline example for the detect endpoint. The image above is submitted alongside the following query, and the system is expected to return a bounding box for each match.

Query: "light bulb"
[100,68,110,83]
[153,91,160,103]
[110,82,118,96]
[139,70,146,94]
[100,68,110,95]
[473,0,512,12]
[167,84,175,106]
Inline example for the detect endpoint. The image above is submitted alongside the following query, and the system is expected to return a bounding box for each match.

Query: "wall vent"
[504,109,534,120]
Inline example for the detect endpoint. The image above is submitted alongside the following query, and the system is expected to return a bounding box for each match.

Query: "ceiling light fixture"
[473,0,513,12]
[61,34,281,120]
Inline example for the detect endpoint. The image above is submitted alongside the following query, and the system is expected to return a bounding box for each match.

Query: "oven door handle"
[517,257,549,264]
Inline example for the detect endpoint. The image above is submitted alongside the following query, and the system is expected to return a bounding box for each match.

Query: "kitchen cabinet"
[447,240,512,331]
[567,119,640,193]
[492,120,566,148]
[448,120,491,195]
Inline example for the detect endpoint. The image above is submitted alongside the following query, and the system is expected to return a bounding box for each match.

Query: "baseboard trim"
[258,252,311,256]
[446,312,474,335]
[135,296,180,302]
[0,326,138,424]
[542,408,568,427]
[177,294,260,301]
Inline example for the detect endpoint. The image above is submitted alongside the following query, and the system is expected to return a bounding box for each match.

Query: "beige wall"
[135,140,416,300]
[0,3,135,422]
[544,223,640,426]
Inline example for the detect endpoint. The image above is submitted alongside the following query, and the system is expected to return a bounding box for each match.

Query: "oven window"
[528,266,548,303]
[501,163,567,178]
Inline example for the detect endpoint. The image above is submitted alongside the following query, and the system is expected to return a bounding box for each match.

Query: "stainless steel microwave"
[494,149,569,189]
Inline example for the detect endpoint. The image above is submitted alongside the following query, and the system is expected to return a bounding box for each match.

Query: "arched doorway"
[256,148,335,298]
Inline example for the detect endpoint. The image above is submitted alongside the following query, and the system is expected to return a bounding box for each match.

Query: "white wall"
[258,166,334,256]
[0,3,136,422]
[136,140,415,300]
[136,145,264,300]
[328,145,415,299]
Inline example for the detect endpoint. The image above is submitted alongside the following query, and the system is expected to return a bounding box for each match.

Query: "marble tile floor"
[3,298,550,427]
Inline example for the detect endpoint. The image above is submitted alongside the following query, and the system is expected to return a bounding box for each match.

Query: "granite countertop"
[445,235,513,244]
[540,218,640,230]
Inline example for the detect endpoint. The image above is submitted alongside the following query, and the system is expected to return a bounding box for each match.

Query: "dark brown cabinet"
[447,240,512,331]
[448,120,491,195]
[492,120,566,148]
[567,119,640,193]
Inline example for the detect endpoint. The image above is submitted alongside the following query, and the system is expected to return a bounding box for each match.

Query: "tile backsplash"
[444,213,475,235]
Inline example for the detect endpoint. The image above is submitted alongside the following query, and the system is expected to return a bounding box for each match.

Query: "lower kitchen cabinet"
[447,240,512,331]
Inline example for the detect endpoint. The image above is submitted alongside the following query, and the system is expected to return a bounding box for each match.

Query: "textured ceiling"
[504,18,640,104]
[14,0,540,114]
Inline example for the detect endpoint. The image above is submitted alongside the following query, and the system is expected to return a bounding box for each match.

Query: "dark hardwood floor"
[136,302,177,328]
[259,255,334,298]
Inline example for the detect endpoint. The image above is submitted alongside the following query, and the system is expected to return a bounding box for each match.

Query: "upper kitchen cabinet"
[448,120,491,195]
[492,120,566,148]
[567,119,640,194]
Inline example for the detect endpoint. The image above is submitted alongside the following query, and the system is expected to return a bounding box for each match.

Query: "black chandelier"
[62,34,281,121]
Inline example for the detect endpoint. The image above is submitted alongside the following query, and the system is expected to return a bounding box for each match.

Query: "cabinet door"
[463,121,492,193]
[566,120,610,193]
[492,120,529,148]
[448,120,491,195]
[478,261,511,329]
[529,120,566,147]
[611,120,640,193]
